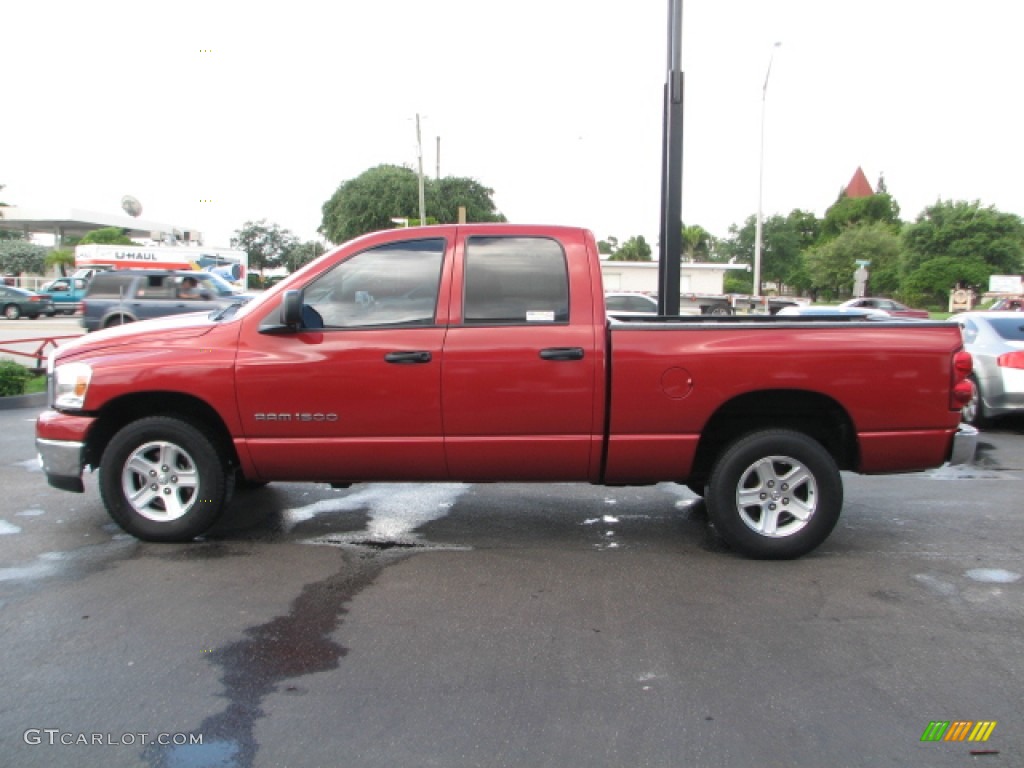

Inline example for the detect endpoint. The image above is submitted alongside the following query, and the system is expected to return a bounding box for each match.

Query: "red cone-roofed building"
[845,167,874,198]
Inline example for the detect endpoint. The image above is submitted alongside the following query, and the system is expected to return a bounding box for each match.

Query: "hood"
[56,311,220,361]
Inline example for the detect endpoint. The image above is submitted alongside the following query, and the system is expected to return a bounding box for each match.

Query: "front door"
[235,237,451,482]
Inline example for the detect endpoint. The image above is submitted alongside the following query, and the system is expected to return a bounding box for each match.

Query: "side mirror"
[281,290,303,329]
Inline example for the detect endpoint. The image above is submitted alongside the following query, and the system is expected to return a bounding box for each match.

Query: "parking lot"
[0,399,1021,767]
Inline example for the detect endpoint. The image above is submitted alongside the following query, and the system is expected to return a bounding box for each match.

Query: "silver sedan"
[952,311,1024,425]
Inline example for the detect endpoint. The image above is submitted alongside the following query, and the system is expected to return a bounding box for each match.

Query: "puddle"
[965,568,1021,584]
[0,538,137,584]
[289,483,469,548]
[144,557,383,768]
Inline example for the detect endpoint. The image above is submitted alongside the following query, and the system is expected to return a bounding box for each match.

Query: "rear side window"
[989,318,1024,340]
[134,275,174,299]
[85,274,137,298]
[463,237,569,324]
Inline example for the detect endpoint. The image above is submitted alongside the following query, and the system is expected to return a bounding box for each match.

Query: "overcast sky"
[3,0,1022,250]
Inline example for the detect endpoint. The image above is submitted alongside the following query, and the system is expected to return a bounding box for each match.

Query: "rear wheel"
[104,314,134,328]
[99,417,233,542]
[706,429,842,559]
[4,304,20,320]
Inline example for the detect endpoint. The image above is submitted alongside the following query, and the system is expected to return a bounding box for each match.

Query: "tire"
[962,376,990,427]
[708,305,733,316]
[4,304,20,320]
[705,429,842,559]
[99,417,232,542]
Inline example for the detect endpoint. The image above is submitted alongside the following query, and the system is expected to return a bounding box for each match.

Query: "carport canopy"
[0,206,201,246]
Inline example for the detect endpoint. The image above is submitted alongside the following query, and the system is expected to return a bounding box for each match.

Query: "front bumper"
[35,409,96,493]
[37,438,86,492]
[948,423,979,466]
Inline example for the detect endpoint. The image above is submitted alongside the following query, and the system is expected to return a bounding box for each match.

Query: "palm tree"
[681,224,712,262]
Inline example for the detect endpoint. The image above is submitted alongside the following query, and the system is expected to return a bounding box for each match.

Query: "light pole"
[416,113,427,226]
[753,41,781,301]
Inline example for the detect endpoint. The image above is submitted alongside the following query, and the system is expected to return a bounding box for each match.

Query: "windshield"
[201,271,245,296]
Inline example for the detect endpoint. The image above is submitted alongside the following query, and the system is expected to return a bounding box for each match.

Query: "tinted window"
[463,237,568,324]
[86,273,138,298]
[134,275,174,299]
[988,318,1024,340]
[304,239,445,328]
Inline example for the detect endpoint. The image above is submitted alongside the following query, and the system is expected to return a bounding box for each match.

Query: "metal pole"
[416,114,426,225]
[753,42,781,301]
[658,0,684,316]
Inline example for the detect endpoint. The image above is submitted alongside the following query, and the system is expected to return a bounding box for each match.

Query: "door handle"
[539,347,584,361]
[384,351,432,364]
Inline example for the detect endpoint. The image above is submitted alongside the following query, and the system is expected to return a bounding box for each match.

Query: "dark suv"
[81,270,249,332]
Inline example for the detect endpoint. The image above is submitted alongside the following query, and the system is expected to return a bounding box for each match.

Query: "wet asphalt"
[1,406,1022,768]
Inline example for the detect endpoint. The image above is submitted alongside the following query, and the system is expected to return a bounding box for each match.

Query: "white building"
[599,259,749,295]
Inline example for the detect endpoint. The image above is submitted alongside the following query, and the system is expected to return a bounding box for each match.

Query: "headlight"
[53,362,92,409]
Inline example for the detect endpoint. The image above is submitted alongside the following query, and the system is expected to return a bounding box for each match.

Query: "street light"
[753,41,781,301]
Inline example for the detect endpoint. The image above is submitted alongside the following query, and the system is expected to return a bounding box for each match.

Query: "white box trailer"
[74,245,249,286]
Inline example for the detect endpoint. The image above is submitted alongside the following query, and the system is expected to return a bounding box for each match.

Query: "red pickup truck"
[36,224,976,558]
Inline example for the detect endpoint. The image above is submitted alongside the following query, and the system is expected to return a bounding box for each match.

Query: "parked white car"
[950,311,1024,425]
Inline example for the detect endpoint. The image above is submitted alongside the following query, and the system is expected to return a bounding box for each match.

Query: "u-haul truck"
[74,245,248,286]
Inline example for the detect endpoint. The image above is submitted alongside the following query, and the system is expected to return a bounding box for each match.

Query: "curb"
[0,392,47,410]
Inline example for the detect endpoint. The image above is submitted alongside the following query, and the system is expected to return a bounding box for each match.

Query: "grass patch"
[25,374,47,395]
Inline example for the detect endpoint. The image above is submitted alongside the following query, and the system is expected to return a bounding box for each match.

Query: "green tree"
[608,235,652,261]
[0,184,28,241]
[597,236,619,256]
[804,221,903,300]
[319,164,505,244]
[820,192,901,240]
[45,248,76,277]
[231,220,299,274]
[902,255,991,306]
[718,209,821,294]
[0,240,47,274]
[902,200,1024,278]
[79,227,133,245]
[281,240,327,273]
[428,176,506,226]
[681,224,713,261]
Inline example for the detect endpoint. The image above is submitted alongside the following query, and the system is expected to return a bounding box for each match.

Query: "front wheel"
[4,304,20,320]
[99,417,233,542]
[706,429,842,559]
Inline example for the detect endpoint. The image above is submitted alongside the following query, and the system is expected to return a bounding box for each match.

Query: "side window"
[304,239,445,328]
[136,276,174,299]
[463,236,569,324]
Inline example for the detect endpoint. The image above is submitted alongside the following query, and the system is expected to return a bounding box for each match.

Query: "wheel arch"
[83,392,238,472]
[687,389,857,490]
[100,310,138,327]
